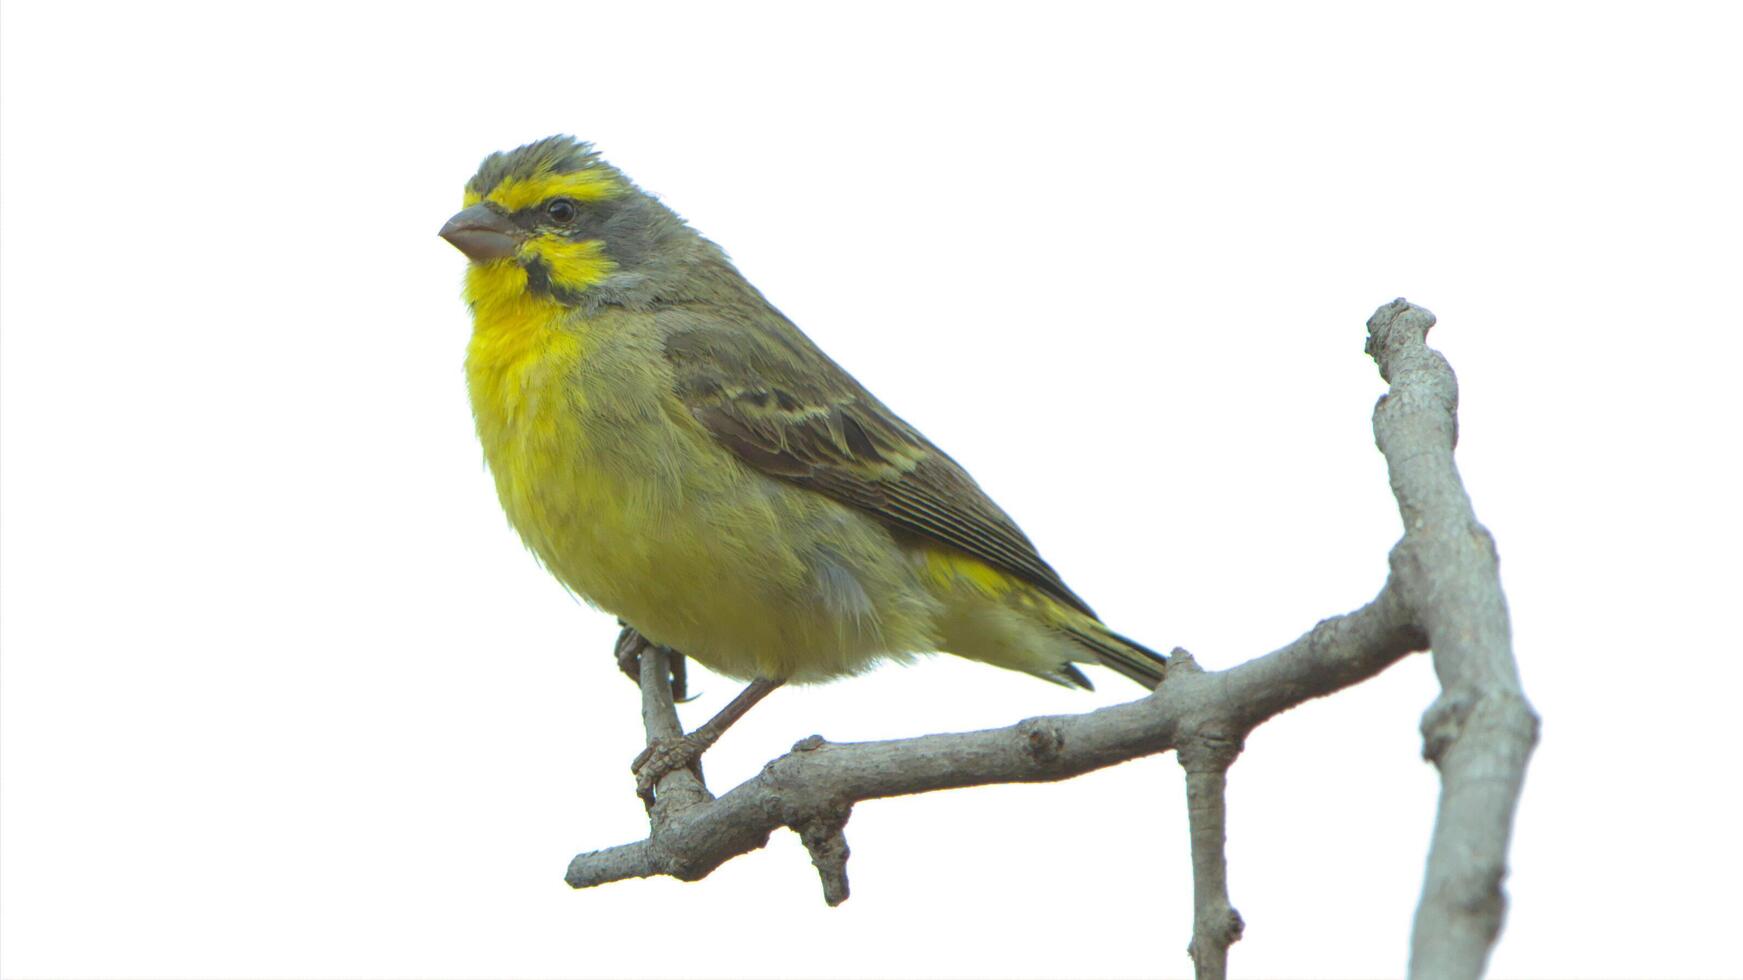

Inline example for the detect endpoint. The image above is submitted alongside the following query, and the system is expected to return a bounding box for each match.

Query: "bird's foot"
[613,625,645,681]
[614,624,691,702]
[632,734,708,808]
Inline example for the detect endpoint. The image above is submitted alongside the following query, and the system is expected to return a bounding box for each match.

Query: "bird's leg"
[613,624,690,702]
[633,676,784,805]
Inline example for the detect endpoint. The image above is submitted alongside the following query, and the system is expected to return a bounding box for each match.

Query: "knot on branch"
[1306,617,1339,656]
[1470,522,1500,564]
[1421,688,1542,765]
[1188,903,1246,968]
[1177,729,1243,774]
[1016,717,1066,766]
[1364,298,1437,380]
[1387,539,1453,616]
[1449,864,1509,925]
[794,804,853,907]
[1420,689,1475,763]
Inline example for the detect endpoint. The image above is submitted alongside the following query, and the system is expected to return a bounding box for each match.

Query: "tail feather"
[1044,662,1096,691]
[1066,625,1169,690]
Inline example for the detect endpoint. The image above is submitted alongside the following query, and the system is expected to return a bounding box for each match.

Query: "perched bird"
[440,136,1166,792]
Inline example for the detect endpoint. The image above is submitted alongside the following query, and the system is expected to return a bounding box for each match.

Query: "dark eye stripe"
[519,255,585,306]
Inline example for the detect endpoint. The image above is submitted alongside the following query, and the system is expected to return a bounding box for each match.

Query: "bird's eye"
[546,199,578,224]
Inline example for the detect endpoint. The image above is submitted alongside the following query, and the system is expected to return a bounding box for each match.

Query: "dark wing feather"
[663,310,1096,618]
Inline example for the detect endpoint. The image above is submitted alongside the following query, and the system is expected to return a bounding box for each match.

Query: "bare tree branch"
[1365,300,1540,980]
[564,299,1535,980]
[568,584,1424,891]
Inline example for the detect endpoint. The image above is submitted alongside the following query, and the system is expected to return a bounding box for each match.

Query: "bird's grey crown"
[465,134,618,199]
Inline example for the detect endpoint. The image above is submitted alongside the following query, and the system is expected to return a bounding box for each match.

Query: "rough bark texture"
[1365,299,1540,979]
[564,299,1535,980]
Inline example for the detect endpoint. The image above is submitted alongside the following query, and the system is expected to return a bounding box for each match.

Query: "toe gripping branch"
[617,627,711,812]
[598,628,847,901]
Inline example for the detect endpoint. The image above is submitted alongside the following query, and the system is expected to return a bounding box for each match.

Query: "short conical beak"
[439,204,522,262]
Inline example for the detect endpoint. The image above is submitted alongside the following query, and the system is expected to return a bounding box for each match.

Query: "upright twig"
[1366,299,1539,980]
[1173,652,1246,980]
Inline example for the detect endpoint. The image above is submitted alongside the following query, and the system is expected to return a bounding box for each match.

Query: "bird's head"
[441,136,700,311]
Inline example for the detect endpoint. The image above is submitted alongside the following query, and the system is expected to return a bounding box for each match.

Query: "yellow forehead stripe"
[483,169,622,212]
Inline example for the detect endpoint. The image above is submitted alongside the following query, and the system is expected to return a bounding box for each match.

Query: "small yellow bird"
[441,136,1165,787]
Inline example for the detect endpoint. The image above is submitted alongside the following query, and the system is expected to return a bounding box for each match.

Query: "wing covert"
[663,311,1095,618]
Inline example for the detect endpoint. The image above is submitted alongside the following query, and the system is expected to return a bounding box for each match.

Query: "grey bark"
[1176,660,1245,980]
[1366,300,1540,979]
[564,299,1535,980]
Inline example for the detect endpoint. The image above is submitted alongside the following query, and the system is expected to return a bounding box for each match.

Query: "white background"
[2,2,1739,977]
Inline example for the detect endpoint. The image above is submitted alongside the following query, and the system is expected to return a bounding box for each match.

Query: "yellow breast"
[461,261,714,625]
[463,263,593,568]
[458,262,936,681]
